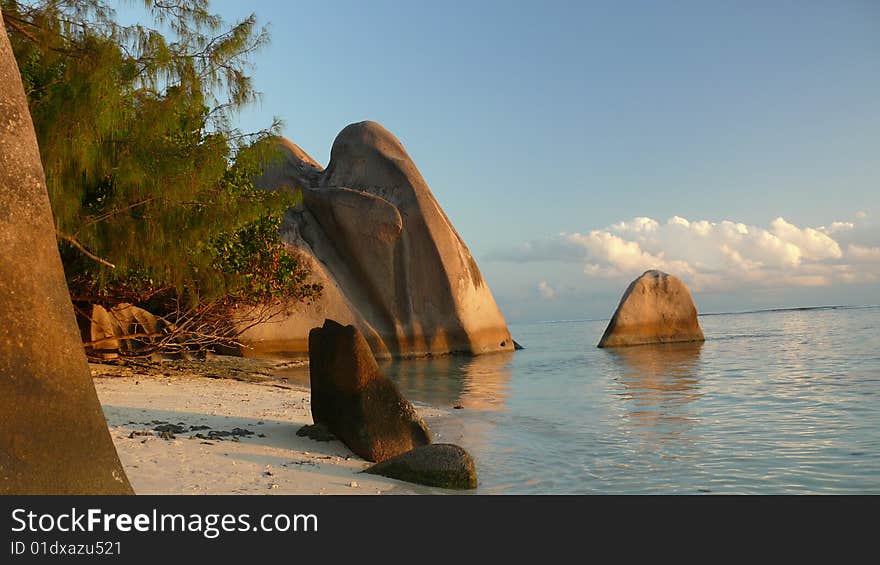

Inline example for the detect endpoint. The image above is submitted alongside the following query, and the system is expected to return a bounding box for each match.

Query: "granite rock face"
[241,121,514,359]
[598,270,705,348]
[363,444,478,490]
[308,319,431,462]
[0,17,132,494]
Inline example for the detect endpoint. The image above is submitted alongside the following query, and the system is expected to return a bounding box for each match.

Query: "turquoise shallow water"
[381,306,880,494]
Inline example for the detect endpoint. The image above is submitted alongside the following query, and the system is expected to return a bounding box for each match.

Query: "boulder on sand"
[0,17,132,494]
[240,121,515,359]
[308,319,431,462]
[598,270,705,348]
[363,444,478,490]
[86,303,166,358]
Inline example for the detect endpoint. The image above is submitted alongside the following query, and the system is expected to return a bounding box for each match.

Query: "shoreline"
[92,358,450,495]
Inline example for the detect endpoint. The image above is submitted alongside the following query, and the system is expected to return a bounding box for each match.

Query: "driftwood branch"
[83,332,164,348]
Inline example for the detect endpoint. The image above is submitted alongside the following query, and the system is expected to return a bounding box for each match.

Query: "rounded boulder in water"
[598,270,705,348]
[363,444,478,490]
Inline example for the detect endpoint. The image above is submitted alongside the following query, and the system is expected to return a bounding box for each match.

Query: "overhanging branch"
[56,231,116,269]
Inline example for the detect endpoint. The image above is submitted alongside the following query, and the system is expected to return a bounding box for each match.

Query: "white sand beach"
[91,359,449,495]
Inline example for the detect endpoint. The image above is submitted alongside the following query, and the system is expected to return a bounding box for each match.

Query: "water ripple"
[389,306,880,494]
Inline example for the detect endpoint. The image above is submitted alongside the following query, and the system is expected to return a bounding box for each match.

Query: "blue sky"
[126,0,880,322]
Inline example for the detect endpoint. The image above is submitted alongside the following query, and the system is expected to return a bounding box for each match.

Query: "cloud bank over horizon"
[491,212,880,299]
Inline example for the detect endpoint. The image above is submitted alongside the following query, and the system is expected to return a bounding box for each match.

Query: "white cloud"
[537,281,556,300]
[848,244,880,263]
[496,213,880,292]
[769,217,842,261]
[819,221,855,234]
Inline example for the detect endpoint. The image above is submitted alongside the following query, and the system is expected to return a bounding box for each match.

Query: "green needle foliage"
[2,1,321,328]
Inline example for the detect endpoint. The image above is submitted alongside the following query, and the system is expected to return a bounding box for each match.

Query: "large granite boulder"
[253,137,322,192]
[363,444,478,490]
[240,121,514,359]
[308,319,431,462]
[0,17,132,494]
[598,270,705,348]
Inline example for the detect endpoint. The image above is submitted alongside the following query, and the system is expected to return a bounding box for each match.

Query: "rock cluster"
[86,303,166,359]
[239,121,514,359]
[306,320,478,488]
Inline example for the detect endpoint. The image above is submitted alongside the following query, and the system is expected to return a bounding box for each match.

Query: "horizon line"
[511,303,880,326]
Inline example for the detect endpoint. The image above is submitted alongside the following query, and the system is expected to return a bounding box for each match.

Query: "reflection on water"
[384,352,515,468]
[385,351,514,410]
[606,342,703,443]
[271,351,515,411]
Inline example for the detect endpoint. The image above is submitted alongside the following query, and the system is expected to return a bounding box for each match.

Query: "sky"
[125,0,879,322]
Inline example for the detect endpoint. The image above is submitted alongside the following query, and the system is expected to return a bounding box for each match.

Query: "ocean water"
[381,306,880,494]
